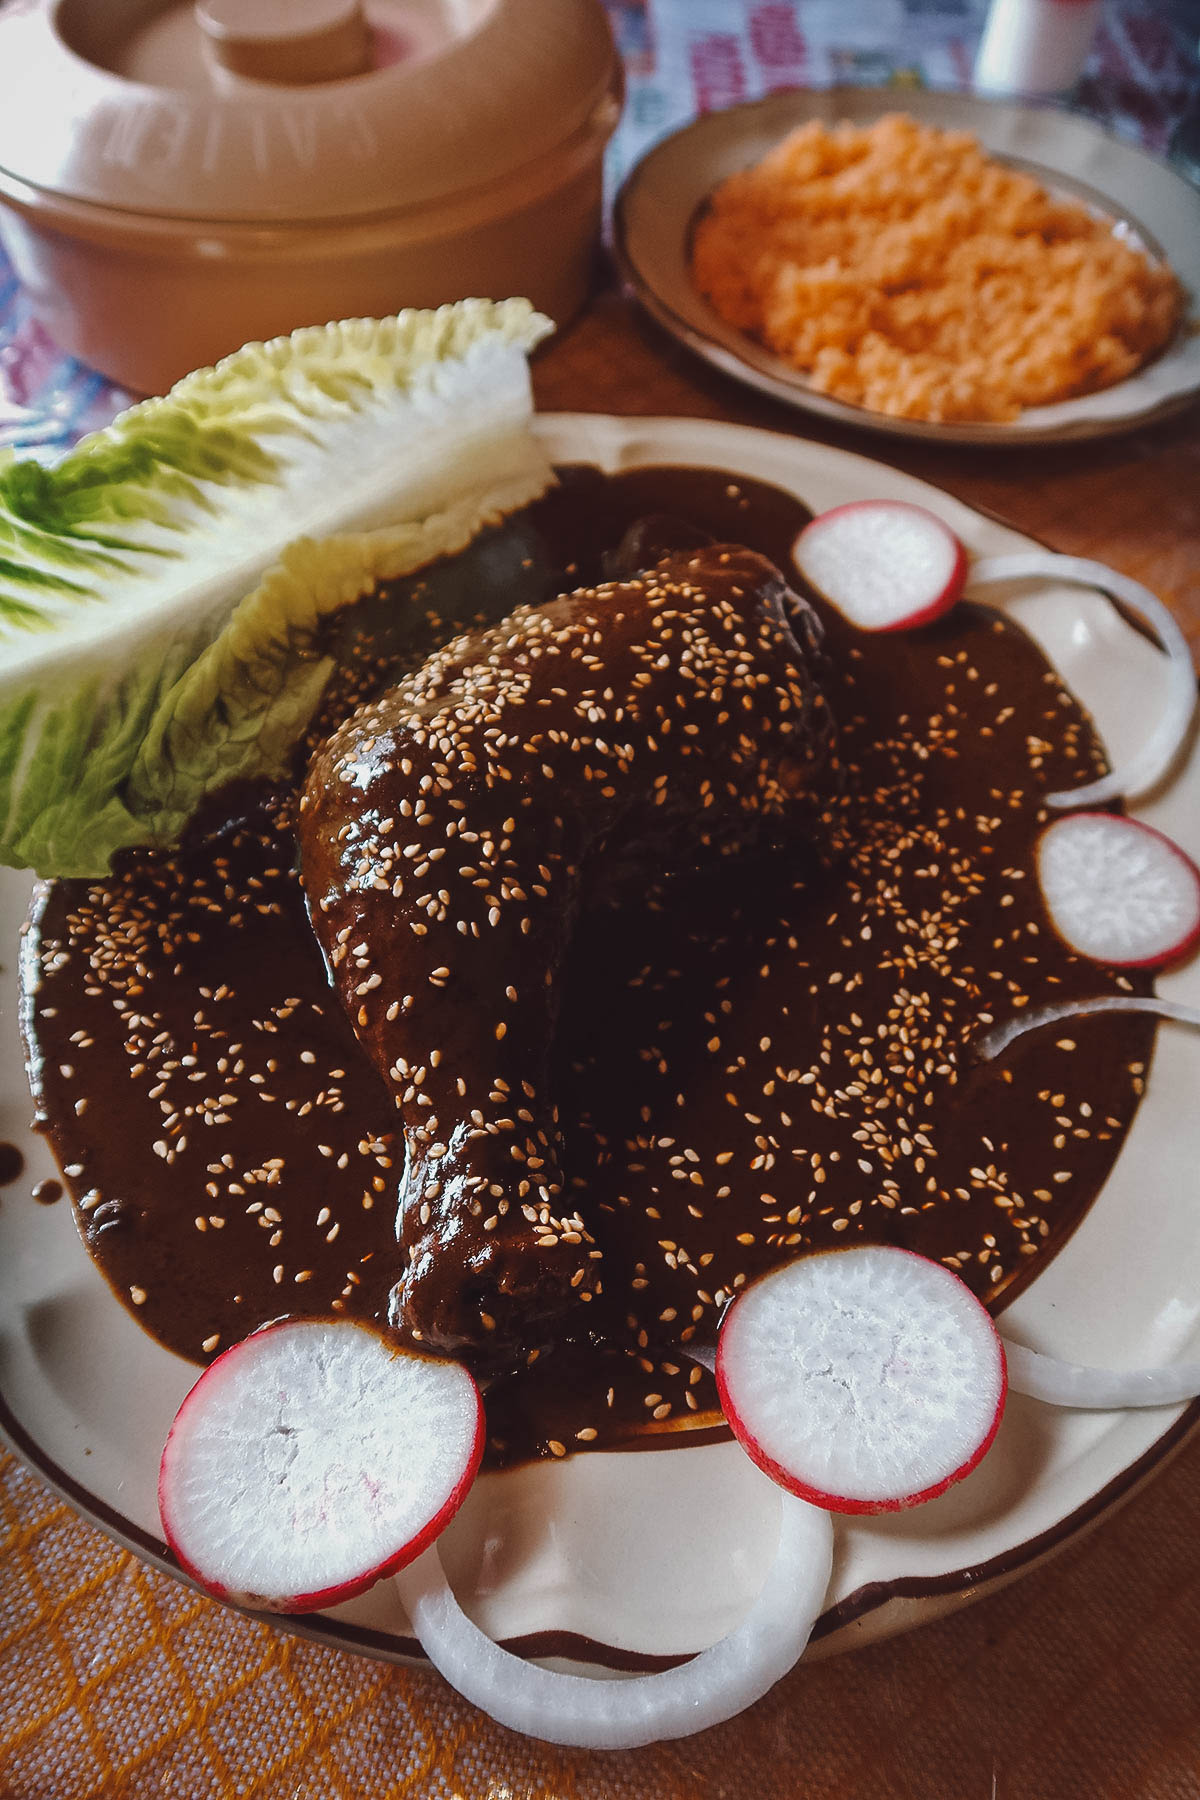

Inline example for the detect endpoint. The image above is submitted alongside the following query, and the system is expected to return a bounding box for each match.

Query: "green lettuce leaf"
[0,300,554,877]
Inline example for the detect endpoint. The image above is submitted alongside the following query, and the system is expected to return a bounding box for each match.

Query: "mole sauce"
[22,466,1154,1468]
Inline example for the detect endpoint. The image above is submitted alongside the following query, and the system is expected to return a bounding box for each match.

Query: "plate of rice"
[613,88,1200,444]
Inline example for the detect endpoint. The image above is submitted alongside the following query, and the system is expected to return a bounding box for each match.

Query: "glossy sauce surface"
[23,465,1153,1466]
[299,541,832,1359]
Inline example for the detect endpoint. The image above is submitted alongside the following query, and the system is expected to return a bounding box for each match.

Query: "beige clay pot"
[0,0,622,392]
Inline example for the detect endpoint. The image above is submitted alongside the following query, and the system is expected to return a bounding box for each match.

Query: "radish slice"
[1037,813,1200,968]
[1002,1340,1200,1410]
[394,1495,833,1748]
[968,551,1196,807]
[715,1248,1007,1513]
[159,1318,483,1613]
[793,501,968,631]
[975,994,1200,1063]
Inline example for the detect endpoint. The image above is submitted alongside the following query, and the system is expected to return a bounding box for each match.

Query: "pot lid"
[0,0,618,224]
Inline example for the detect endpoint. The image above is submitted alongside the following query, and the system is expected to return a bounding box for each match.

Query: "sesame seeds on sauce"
[23,465,1155,1471]
[25,819,401,1361]
[298,542,832,1357]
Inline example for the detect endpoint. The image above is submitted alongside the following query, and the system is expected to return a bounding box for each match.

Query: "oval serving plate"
[1,412,1198,1675]
[613,88,1200,447]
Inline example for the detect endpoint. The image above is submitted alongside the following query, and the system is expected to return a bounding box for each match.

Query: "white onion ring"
[974,994,1200,1063]
[1003,1340,1200,1410]
[394,1494,833,1748]
[967,552,1196,807]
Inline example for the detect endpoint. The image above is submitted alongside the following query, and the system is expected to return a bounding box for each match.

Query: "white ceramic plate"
[613,89,1200,446]
[1,413,1198,1674]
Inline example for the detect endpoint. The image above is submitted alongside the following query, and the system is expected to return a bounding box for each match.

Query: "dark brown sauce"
[32,1179,62,1205]
[0,1142,24,1187]
[22,465,1154,1470]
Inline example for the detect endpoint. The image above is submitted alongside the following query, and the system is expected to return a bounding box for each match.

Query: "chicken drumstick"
[298,545,832,1357]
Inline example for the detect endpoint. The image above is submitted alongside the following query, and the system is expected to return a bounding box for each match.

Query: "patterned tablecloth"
[2,3,1200,1797]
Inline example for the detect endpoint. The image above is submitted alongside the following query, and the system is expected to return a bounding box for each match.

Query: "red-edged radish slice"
[395,1494,833,1748]
[975,994,1200,1064]
[1002,1340,1200,1411]
[716,1247,1007,1513]
[159,1318,483,1613]
[967,551,1196,807]
[793,501,968,631]
[1037,814,1200,968]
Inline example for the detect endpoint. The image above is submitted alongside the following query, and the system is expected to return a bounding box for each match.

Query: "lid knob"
[195,0,372,84]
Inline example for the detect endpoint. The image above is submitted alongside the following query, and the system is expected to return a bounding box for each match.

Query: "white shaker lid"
[0,0,618,223]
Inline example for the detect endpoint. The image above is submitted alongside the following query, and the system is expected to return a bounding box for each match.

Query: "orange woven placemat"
[2,1432,1198,1800]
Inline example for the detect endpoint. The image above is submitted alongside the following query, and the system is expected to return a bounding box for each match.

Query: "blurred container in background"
[0,0,622,392]
[974,0,1103,97]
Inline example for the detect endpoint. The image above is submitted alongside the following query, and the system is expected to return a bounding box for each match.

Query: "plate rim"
[612,86,1200,447]
[3,1368,1197,1669]
[2,406,1198,1673]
